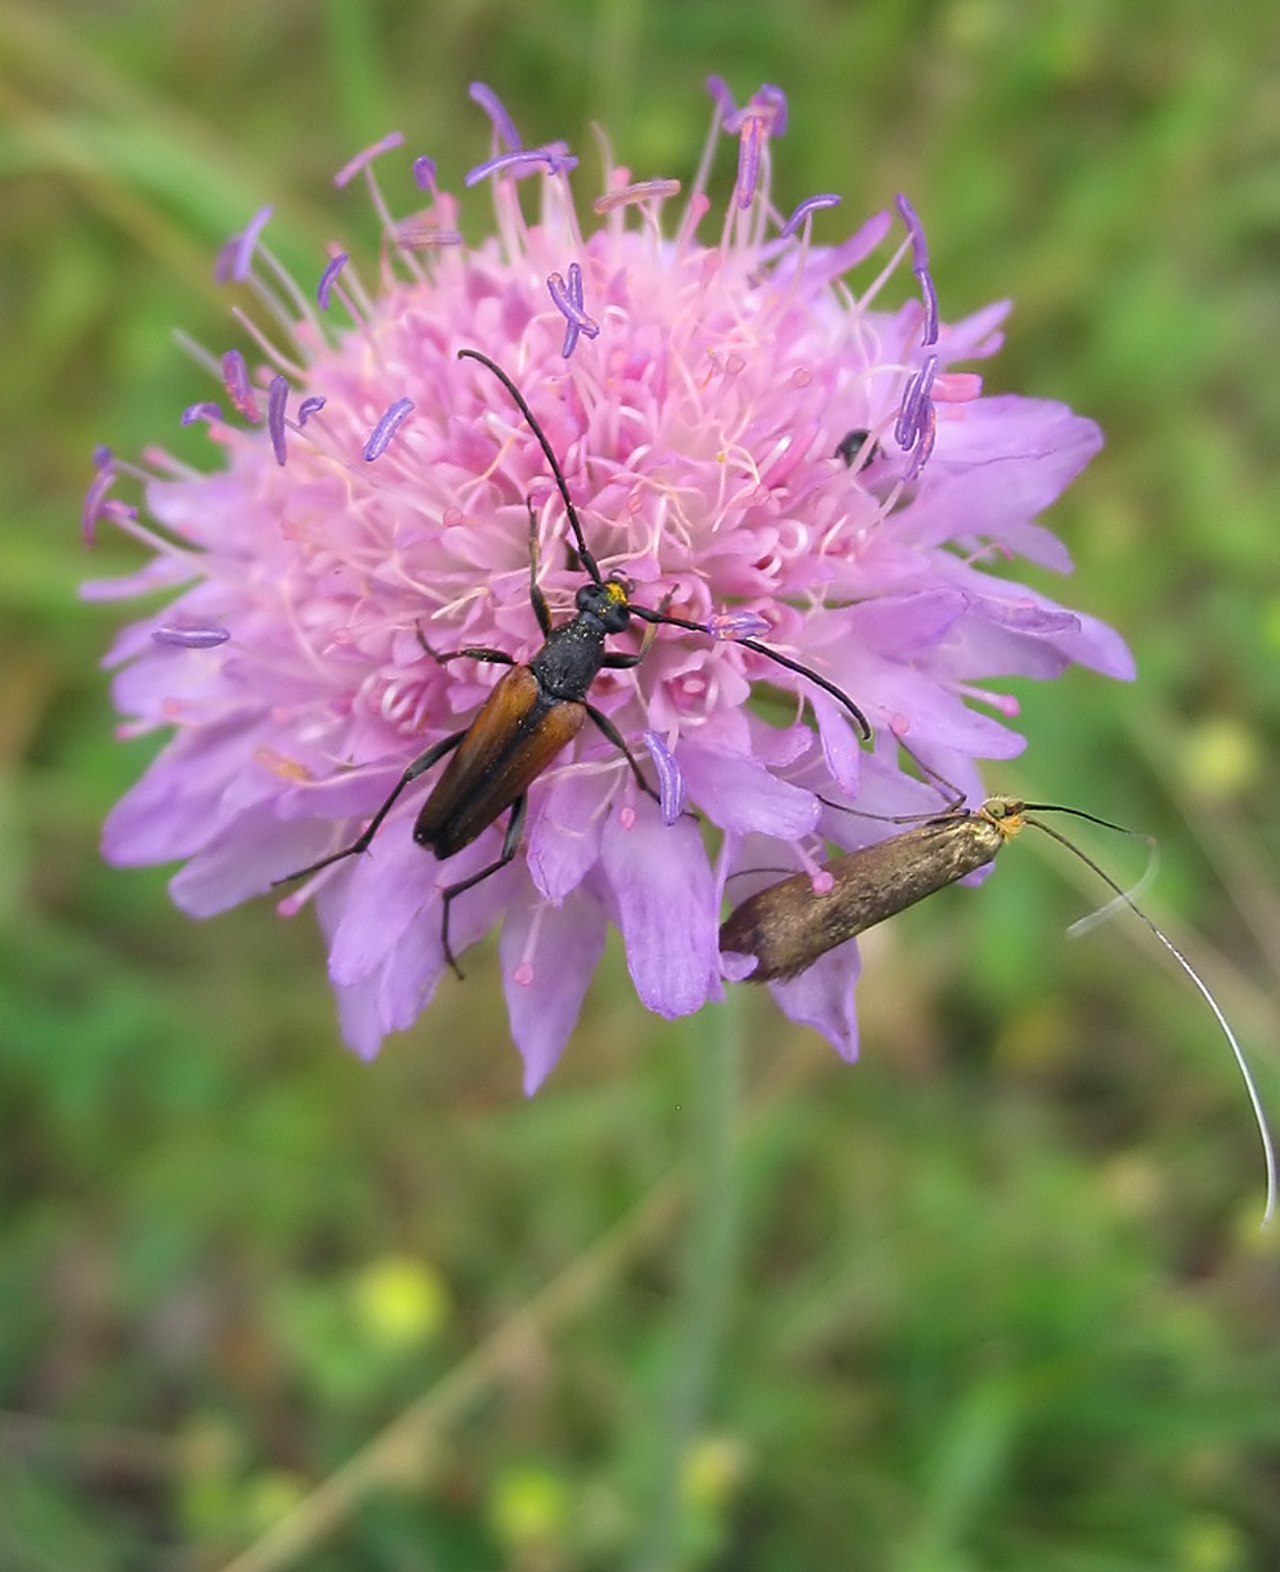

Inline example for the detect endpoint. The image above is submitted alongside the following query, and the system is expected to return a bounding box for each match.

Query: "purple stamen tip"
[895,354,938,451]
[465,146,577,188]
[267,375,289,466]
[213,240,236,285]
[548,263,599,359]
[152,623,231,649]
[469,82,522,151]
[895,193,940,346]
[221,350,260,422]
[316,253,348,312]
[333,132,406,189]
[363,397,415,462]
[297,396,327,427]
[230,205,274,283]
[82,464,116,545]
[708,610,772,642]
[918,270,939,347]
[757,84,789,136]
[412,155,438,193]
[780,193,841,239]
[735,116,764,209]
[705,75,737,125]
[92,444,113,470]
[904,404,937,480]
[642,731,687,826]
[895,193,929,268]
[180,402,224,427]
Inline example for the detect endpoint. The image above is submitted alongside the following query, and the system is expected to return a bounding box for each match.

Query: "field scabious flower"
[86,80,1133,1087]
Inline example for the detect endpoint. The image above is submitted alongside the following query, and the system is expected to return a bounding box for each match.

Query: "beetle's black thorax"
[530,611,611,702]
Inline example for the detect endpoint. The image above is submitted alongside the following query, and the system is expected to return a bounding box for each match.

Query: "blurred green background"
[2,1,1278,1567]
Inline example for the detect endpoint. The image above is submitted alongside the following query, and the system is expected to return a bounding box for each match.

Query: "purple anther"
[904,403,937,480]
[735,114,764,209]
[316,253,348,312]
[780,193,841,239]
[642,731,687,826]
[297,396,327,427]
[213,239,236,285]
[333,132,406,189]
[180,402,224,427]
[412,155,438,193]
[895,354,937,450]
[895,193,939,347]
[267,375,289,466]
[152,623,231,649]
[756,84,788,137]
[543,145,578,177]
[705,75,737,125]
[895,193,929,271]
[92,445,113,470]
[725,83,788,136]
[363,397,415,462]
[464,145,578,188]
[592,178,682,214]
[917,268,939,347]
[221,350,260,422]
[82,463,116,545]
[708,610,772,641]
[548,263,599,359]
[469,82,522,151]
[229,205,274,284]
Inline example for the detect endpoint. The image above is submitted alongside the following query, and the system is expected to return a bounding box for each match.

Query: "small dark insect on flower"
[834,429,882,468]
[720,797,1277,1224]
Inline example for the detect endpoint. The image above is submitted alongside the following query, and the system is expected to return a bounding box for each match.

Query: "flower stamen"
[221,349,260,422]
[547,262,599,359]
[363,398,416,462]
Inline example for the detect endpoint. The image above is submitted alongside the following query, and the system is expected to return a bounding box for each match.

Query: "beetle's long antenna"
[629,603,872,740]
[1025,812,1277,1229]
[458,349,603,585]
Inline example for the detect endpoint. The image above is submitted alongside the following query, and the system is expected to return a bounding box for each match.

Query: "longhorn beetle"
[720,795,1277,1223]
[276,347,872,975]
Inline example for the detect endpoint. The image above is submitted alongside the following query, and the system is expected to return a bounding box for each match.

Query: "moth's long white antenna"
[1027,815,1276,1228]
[1067,836,1160,939]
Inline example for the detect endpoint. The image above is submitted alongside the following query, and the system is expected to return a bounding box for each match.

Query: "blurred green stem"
[632,989,743,1572]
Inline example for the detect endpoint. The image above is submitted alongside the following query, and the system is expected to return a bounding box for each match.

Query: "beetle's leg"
[526,498,553,637]
[582,703,659,803]
[416,625,515,668]
[272,730,467,886]
[439,793,529,979]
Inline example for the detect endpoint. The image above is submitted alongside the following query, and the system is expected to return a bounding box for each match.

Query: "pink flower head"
[86,80,1133,1089]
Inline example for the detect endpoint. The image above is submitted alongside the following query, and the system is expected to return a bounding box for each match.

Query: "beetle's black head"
[576,577,632,634]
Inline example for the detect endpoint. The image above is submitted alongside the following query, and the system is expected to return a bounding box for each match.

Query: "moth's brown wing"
[415,666,586,858]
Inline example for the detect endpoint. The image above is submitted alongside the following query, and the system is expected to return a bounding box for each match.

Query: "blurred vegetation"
[2,0,1278,1567]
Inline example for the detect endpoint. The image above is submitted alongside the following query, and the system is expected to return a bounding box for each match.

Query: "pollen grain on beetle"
[84,79,1134,1086]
